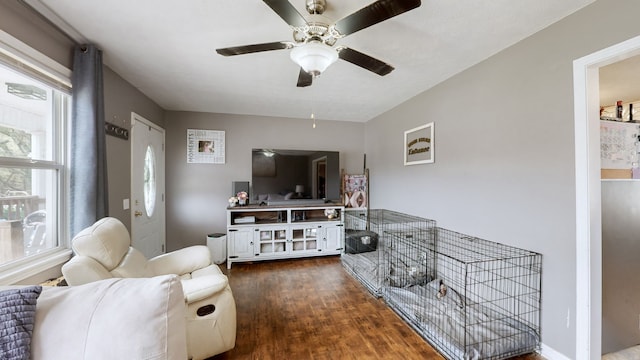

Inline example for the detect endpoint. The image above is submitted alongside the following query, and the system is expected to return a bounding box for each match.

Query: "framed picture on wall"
[404,122,434,165]
[343,173,368,208]
[187,129,225,164]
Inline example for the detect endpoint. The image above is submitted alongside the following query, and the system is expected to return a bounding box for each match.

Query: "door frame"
[573,34,640,359]
[312,156,327,199]
[130,112,166,255]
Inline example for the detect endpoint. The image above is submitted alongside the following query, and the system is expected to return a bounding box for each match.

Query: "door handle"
[134,211,143,217]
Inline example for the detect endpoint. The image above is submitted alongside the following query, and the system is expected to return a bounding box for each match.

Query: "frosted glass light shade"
[290,42,338,76]
[295,185,304,194]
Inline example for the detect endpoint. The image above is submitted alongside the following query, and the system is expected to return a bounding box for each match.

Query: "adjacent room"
[1,0,639,359]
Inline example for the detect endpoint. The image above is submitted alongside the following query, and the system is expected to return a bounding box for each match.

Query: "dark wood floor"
[211,256,544,360]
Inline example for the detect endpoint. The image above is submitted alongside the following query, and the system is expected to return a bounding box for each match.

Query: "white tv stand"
[226,204,344,269]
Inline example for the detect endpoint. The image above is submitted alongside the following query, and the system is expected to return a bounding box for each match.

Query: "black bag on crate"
[345,230,379,254]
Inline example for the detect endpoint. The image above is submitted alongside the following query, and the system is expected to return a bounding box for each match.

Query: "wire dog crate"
[341,209,436,297]
[383,227,542,360]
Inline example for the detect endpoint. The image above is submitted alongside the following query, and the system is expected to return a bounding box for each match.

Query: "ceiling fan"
[215,0,421,87]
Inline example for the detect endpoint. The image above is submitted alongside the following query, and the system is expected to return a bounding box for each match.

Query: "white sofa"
[0,275,187,360]
[61,217,236,359]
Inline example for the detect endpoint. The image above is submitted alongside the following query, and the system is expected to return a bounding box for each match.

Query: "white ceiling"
[29,0,596,122]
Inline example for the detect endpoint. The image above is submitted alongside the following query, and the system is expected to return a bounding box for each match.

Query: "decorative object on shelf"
[228,196,238,207]
[324,208,338,219]
[295,185,304,197]
[404,122,434,165]
[617,100,624,119]
[236,191,248,206]
[600,100,640,122]
[187,128,225,164]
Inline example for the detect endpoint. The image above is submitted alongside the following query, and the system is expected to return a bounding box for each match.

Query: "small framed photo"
[404,122,434,165]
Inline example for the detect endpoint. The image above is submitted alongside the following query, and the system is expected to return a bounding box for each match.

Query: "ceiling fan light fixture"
[290,42,338,76]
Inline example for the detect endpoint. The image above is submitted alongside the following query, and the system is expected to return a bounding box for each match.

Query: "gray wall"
[0,1,73,68]
[164,111,365,251]
[103,67,165,231]
[364,0,640,357]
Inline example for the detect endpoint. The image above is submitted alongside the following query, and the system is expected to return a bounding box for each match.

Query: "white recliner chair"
[61,217,236,360]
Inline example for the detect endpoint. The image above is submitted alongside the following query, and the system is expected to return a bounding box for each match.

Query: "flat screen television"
[251,149,340,204]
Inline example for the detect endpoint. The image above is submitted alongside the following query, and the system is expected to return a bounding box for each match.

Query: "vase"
[238,199,246,206]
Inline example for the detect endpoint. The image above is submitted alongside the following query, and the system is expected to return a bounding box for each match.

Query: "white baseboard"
[540,343,571,360]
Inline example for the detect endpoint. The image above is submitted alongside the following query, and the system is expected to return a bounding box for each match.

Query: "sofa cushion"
[30,275,187,360]
[110,247,153,278]
[0,286,42,360]
[72,217,131,270]
[148,245,211,276]
[61,256,114,286]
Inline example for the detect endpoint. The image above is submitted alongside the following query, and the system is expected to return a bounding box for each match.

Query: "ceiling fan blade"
[263,0,308,28]
[338,47,394,76]
[216,42,291,56]
[297,68,313,87]
[333,0,421,36]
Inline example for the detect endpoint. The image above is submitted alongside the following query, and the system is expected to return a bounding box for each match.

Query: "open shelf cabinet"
[226,204,344,268]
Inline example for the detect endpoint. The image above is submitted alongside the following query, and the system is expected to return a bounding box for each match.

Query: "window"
[0,31,71,282]
[144,145,156,217]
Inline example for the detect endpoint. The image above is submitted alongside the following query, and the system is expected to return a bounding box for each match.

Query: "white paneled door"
[130,113,165,259]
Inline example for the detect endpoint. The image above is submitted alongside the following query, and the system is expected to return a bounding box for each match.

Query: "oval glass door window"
[144,145,156,217]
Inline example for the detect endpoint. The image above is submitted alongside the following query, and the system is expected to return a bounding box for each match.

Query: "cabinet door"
[255,227,288,256]
[290,225,320,253]
[228,228,255,259]
[322,224,343,252]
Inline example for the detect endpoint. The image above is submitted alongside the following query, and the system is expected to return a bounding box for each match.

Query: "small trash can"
[207,233,227,265]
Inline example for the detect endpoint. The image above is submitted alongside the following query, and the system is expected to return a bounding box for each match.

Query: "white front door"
[130,113,165,258]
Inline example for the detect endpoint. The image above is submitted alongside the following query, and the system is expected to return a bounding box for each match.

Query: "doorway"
[130,112,166,259]
[573,34,640,359]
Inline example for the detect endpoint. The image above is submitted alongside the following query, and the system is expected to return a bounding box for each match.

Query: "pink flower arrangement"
[236,191,248,200]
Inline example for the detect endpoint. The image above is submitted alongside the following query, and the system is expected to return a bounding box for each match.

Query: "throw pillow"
[0,286,42,360]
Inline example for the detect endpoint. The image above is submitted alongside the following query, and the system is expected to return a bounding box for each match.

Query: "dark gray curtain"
[70,44,108,237]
